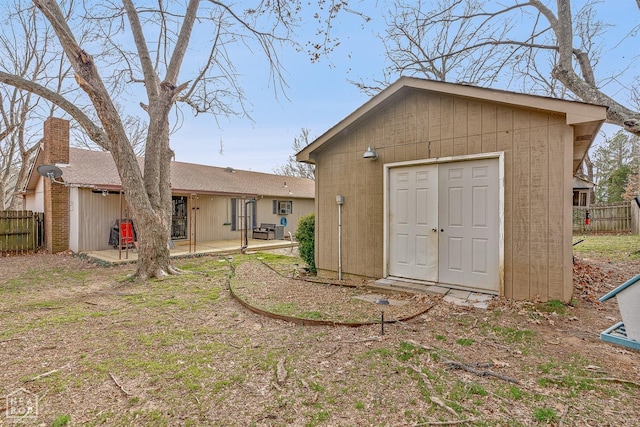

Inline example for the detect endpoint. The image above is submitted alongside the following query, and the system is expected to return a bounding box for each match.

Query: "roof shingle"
[49,148,314,199]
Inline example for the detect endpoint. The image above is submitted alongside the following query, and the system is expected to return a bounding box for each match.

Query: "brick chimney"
[42,117,70,253]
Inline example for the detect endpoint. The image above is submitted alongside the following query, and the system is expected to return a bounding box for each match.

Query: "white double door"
[389,159,499,292]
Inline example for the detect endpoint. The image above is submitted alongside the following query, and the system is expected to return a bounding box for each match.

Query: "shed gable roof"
[297,77,607,173]
[25,147,314,199]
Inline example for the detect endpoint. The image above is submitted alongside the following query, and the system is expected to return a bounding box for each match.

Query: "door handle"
[432,228,437,232]
[440,229,444,232]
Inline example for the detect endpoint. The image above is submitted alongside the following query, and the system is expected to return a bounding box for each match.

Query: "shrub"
[295,213,316,274]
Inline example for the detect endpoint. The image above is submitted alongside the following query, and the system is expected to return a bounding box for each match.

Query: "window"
[273,200,293,215]
[573,190,588,207]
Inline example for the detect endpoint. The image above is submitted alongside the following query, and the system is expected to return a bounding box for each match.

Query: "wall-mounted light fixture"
[363,146,378,160]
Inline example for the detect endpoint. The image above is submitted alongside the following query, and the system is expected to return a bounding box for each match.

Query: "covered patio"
[82,238,298,265]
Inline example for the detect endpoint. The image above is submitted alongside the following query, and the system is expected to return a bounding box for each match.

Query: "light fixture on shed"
[363,146,378,160]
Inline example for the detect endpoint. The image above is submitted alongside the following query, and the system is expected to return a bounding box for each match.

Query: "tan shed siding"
[315,90,574,301]
[547,123,568,301]
[529,113,550,300]
[563,126,574,301]
[317,154,335,273]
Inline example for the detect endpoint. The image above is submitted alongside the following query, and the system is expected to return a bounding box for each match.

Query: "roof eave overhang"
[170,188,259,198]
[296,77,608,171]
[23,143,44,192]
[571,120,605,175]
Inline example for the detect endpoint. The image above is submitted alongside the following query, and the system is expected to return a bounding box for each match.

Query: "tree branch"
[0,71,107,147]
[122,0,159,100]
[165,0,200,86]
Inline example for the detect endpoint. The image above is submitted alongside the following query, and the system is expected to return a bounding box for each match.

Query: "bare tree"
[0,0,75,209]
[369,0,640,135]
[273,128,315,179]
[0,1,361,279]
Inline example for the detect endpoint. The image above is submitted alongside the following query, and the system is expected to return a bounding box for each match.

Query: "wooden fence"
[0,210,44,255]
[573,202,631,233]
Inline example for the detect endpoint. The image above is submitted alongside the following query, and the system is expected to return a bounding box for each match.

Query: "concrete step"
[370,278,494,310]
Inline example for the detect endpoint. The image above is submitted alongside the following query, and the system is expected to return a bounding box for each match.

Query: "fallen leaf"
[492,359,510,368]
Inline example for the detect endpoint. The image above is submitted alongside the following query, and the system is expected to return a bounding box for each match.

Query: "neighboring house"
[22,118,314,253]
[572,176,594,208]
[297,77,607,302]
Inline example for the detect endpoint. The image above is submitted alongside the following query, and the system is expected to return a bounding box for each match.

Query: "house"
[572,176,594,208]
[599,274,640,348]
[22,118,315,253]
[297,77,607,302]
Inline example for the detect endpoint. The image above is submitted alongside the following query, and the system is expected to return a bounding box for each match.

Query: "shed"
[599,274,640,347]
[297,77,607,302]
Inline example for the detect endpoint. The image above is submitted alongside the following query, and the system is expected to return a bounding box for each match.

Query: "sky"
[170,2,386,173]
[167,1,638,174]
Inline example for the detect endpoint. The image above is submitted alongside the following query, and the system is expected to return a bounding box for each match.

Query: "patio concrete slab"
[82,238,298,265]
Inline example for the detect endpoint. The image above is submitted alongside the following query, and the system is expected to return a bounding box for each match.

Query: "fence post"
[631,199,640,235]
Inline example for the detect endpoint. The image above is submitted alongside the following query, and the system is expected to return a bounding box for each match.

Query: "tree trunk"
[132,204,171,279]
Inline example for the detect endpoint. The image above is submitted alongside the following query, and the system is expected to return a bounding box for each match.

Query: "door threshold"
[372,277,496,309]
[373,276,449,296]
[384,276,498,295]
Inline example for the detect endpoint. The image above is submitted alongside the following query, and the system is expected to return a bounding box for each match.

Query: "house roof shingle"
[27,147,314,199]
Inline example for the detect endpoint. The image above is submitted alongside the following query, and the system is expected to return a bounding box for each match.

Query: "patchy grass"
[489,325,535,344]
[52,414,71,427]
[456,337,475,346]
[573,233,640,260]
[533,407,559,423]
[535,299,568,315]
[0,250,638,426]
[230,258,432,324]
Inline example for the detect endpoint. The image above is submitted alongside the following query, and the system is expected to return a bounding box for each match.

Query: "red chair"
[120,221,135,248]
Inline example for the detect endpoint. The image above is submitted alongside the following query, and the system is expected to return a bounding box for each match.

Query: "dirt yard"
[0,248,639,426]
